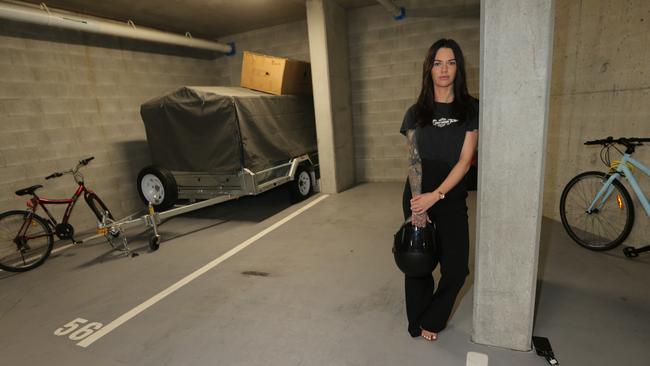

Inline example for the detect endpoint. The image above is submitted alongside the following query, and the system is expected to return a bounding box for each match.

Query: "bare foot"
[421,328,438,341]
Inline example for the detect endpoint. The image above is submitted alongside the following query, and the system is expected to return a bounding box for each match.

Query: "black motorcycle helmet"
[392,220,438,277]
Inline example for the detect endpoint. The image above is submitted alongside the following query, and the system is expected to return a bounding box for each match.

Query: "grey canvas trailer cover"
[136,86,319,211]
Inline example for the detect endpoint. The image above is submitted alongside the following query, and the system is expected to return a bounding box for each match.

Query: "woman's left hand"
[410,192,438,215]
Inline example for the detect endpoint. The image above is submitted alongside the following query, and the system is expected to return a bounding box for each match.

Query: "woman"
[400,38,478,341]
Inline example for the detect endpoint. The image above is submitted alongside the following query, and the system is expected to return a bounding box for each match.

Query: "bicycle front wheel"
[0,210,54,272]
[85,194,126,250]
[85,193,114,223]
[559,171,634,251]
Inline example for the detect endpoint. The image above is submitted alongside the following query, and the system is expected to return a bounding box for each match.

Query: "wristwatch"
[438,191,445,200]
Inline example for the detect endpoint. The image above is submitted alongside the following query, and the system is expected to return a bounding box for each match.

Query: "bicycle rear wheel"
[0,210,53,272]
[559,171,634,251]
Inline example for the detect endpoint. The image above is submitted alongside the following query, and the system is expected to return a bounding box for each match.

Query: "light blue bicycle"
[559,136,650,257]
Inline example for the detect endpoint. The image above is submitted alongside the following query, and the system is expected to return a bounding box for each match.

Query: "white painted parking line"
[466,351,488,366]
[77,194,329,348]
[52,243,75,254]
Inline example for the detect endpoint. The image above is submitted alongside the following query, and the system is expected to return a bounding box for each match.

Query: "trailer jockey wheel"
[149,235,161,251]
[137,166,178,211]
[289,165,313,202]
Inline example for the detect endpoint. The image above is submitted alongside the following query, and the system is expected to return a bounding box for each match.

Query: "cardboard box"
[240,51,312,95]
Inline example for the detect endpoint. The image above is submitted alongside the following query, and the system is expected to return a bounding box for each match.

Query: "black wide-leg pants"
[402,163,470,336]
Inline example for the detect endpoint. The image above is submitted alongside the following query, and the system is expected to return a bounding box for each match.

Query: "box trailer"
[136,86,319,212]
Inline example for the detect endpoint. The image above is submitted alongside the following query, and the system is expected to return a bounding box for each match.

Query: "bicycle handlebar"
[584,136,650,146]
[45,157,95,180]
[79,156,95,166]
[45,172,63,180]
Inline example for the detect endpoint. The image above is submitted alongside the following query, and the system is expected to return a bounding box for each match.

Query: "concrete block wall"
[544,0,650,244]
[348,0,480,182]
[0,20,226,233]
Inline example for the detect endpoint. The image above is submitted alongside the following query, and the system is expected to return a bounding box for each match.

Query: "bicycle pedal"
[623,246,638,258]
[130,252,139,258]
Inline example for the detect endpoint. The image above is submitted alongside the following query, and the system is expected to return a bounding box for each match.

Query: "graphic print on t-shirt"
[431,117,459,128]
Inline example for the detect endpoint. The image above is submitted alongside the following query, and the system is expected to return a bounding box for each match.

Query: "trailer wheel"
[289,165,313,202]
[137,166,178,211]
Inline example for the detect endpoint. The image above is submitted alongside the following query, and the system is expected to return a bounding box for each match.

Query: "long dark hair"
[414,38,473,128]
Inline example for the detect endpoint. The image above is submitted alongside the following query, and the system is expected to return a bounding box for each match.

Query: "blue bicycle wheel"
[559,171,634,251]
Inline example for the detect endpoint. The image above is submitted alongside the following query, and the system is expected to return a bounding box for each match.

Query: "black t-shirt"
[399,98,479,168]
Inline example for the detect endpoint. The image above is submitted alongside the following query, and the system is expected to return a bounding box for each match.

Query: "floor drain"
[241,271,270,277]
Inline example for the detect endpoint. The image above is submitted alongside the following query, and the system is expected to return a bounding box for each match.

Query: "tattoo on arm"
[407,130,422,196]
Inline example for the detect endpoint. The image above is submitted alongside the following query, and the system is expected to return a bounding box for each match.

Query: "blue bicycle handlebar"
[584,137,650,145]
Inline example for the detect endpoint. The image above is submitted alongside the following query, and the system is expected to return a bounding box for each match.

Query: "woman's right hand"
[411,212,430,228]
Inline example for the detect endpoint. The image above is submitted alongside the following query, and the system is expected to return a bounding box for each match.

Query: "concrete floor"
[0,183,648,365]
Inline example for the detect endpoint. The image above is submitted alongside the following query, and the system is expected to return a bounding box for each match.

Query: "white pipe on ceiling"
[376,0,405,20]
[0,1,234,54]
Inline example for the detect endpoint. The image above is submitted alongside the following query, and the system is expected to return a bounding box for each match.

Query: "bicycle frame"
[29,183,88,227]
[588,154,650,217]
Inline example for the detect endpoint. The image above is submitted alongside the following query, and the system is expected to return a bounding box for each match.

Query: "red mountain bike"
[0,157,124,272]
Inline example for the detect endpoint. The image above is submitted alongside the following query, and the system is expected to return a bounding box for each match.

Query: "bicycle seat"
[15,185,43,196]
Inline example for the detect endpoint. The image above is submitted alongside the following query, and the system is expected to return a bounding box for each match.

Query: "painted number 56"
[54,318,103,341]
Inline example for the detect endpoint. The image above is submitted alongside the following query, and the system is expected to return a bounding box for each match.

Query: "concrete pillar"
[306,0,355,193]
[473,0,555,351]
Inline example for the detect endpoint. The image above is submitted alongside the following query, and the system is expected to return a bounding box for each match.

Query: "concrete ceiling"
[20,0,378,39]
